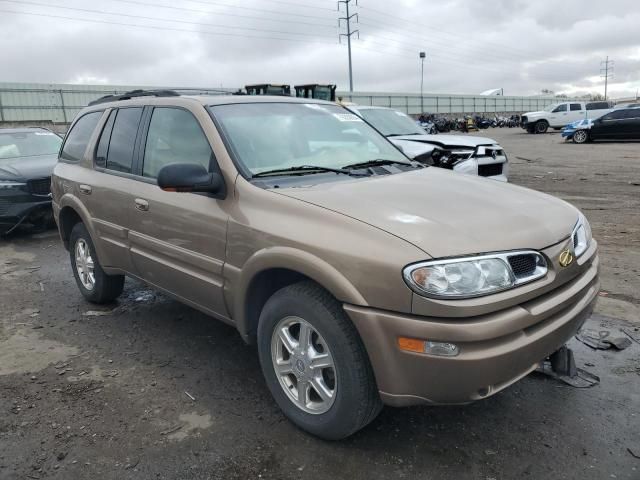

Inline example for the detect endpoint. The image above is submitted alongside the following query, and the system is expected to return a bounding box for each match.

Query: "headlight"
[572,213,592,257]
[403,250,547,299]
[0,180,26,190]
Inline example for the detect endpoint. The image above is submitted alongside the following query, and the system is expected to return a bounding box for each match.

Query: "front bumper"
[0,188,52,234]
[345,248,599,406]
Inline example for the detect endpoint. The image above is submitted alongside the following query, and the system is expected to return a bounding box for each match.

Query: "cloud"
[0,0,638,97]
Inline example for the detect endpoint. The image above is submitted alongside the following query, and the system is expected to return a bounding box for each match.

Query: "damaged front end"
[414,145,508,181]
[0,178,53,235]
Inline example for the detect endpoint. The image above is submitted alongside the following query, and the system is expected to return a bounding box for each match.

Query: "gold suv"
[52,91,599,439]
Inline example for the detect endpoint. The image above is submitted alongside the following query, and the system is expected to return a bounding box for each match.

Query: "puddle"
[0,329,78,376]
[167,412,213,441]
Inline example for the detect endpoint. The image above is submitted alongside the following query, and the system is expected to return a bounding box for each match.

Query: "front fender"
[228,246,368,339]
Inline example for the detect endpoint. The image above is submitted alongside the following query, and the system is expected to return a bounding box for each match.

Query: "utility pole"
[338,0,358,92]
[600,56,614,100]
[419,51,426,114]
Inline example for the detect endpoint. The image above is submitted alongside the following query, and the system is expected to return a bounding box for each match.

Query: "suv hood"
[0,154,58,181]
[276,168,577,258]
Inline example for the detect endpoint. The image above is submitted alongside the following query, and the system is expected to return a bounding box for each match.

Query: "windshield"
[0,131,62,160]
[543,103,560,112]
[210,103,409,176]
[357,108,425,136]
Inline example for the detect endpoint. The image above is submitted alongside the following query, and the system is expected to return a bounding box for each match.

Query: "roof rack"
[88,89,180,106]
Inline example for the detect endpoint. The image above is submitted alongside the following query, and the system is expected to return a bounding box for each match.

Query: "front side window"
[106,107,143,173]
[357,108,425,136]
[552,104,567,113]
[142,108,212,179]
[210,103,408,176]
[60,111,103,162]
[0,130,62,161]
[602,111,626,121]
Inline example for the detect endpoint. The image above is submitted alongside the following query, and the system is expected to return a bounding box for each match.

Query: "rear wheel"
[70,223,124,304]
[535,120,549,134]
[257,281,382,440]
[573,129,589,143]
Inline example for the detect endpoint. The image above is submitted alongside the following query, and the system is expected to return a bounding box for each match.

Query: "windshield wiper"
[341,159,413,170]
[252,165,367,178]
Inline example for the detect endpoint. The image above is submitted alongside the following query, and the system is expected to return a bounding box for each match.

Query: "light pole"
[419,51,426,114]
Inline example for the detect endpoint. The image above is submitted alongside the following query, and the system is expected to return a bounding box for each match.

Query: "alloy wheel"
[75,238,95,290]
[271,316,337,414]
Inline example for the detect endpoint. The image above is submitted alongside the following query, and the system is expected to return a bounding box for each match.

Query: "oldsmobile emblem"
[559,249,574,267]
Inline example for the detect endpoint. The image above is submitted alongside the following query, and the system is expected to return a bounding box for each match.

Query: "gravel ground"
[1,128,639,480]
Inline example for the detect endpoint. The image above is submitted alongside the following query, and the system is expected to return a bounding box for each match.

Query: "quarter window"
[60,111,103,162]
[106,107,143,174]
[142,108,212,179]
[95,110,116,168]
[552,104,567,113]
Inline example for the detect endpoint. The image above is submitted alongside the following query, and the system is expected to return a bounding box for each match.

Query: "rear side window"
[105,107,143,173]
[142,108,212,179]
[570,103,582,111]
[552,104,567,113]
[586,102,611,111]
[60,111,103,162]
[95,110,116,168]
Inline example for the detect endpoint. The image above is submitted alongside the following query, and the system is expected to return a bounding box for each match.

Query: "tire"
[69,222,124,304]
[535,120,549,134]
[257,281,382,440]
[573,129,589,144]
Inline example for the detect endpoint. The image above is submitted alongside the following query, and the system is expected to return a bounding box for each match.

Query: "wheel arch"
[232,247,368,344]
[57,194,93,250]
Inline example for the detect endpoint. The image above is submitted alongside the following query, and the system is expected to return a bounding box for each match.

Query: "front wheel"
[535,120,549,134]
[257,281,382,440]
[573,129,589,144]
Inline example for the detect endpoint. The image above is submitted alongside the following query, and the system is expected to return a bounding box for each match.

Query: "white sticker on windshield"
[34,132,55,135]
[333,113,363,122]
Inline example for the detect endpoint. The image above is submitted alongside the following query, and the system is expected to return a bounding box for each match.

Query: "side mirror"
[157,163,224,195]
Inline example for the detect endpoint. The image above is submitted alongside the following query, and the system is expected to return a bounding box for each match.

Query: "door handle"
[134,198,149,211]
[79,184,92,195]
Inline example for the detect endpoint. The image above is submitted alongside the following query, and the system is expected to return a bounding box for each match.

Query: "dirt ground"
[1,128,639,480]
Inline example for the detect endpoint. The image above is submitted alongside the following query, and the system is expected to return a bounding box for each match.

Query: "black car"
[0,127,63,235]
[574,107,640,143]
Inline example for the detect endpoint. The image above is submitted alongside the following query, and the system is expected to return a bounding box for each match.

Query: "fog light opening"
[397,337,460,357]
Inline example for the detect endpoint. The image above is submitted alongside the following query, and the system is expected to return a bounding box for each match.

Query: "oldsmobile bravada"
[52,91,599,439]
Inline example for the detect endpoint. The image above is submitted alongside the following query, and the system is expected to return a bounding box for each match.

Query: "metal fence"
[0,82,577,123]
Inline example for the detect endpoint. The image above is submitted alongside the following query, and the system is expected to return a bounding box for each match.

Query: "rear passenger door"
[77,107,144,272]
[127,106,229,319]
[568,103,584,123]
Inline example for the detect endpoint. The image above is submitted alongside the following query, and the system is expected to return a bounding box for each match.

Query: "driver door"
[548,103,568,127]
[127,106,230,319]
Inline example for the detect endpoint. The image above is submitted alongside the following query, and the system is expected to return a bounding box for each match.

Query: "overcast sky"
[1,0,639,97]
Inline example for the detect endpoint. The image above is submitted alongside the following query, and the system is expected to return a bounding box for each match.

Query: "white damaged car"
[346,105,508,181]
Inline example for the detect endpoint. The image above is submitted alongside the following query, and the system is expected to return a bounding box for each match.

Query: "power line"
[0,8,339,44]
[103,0,337,29]
[357,18,527,64]
[169,0,337,22]
[235,0,337,11]
[0,0,335,37]
[357,4,534,57]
